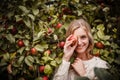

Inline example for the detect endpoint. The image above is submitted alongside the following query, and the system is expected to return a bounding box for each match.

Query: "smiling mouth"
[77,46,83,49]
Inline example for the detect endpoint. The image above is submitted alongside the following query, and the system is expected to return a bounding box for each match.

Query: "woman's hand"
[63,35,77,61]
[71,58,86,76]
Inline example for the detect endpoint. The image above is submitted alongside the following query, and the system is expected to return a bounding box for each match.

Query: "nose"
[77,38,82,45]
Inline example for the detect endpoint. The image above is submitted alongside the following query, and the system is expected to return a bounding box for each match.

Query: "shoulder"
[92,57,109,68]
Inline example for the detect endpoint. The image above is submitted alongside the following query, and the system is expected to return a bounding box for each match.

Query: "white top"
[53,57,108,80]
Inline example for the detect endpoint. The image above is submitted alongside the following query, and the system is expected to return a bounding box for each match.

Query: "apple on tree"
[17,39,24,47]
[95,41,105,49]
[57,41,65,48]
[10,27,18,35]
[56,23,62,28]
[39,65,45,73]
[42,76,48,80]
[30,47,37,55]
[47,28,52,34]
[44,50,51,55]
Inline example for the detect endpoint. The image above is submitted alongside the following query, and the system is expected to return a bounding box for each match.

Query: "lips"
[76,46,83,49]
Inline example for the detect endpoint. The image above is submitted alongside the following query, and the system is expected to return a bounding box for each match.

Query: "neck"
[77,52,93,60]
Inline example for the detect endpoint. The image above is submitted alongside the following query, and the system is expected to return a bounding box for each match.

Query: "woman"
[53,18,109,80]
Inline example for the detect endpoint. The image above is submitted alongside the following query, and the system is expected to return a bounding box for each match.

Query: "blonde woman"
[53,18,109,80]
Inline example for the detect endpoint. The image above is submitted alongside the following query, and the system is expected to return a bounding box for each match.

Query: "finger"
[66,34,73,41]
[64,42,73,49]
[71,63,76,67]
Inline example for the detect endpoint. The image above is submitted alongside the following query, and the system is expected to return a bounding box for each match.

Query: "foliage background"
[0,0,120,80]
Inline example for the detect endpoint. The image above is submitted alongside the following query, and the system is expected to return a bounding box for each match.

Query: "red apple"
[44,50,51,55]
[39,65,45,73]
[56,23,62,28]
[10,27,18,35]
[62,7,73,15]
[95,42,105,49]
[17,40,24,47]
[58,41,65,48]
[68,35,77,46]
[42,76,48,80]
[30,48,37,55]
[47,28,52,34]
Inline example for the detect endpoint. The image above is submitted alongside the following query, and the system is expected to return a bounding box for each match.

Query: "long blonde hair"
[66,18,94,54]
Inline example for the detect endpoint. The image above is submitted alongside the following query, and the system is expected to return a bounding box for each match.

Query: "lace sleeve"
[52,60,70,80]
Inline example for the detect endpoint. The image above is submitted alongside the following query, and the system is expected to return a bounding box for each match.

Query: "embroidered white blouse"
[53,57,108,80]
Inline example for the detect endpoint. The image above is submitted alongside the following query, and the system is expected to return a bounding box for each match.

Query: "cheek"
[84,39,89,47]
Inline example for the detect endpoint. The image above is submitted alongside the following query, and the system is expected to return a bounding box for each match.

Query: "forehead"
[73,27,87,36]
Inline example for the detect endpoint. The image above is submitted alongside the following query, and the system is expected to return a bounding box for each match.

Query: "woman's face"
[73,27,89,54]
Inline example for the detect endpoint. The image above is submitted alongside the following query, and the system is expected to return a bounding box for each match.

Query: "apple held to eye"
[68,35,77,46]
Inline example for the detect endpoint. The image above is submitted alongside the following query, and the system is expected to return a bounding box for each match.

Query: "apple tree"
[0,0,120,80]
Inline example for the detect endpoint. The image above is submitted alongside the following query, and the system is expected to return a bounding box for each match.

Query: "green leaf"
[23,40,29,46]
[17,47,25,55]
[50,60,57,67]
[103,36,110,40]
[55,58,62,65]
[10,52,16,60]
[35,77,42,80]
[44,64,53,75]
[103,7,110,12]
[37,31,46,38]
[104,41,110,46]
[17,56,25,65]
[32,9,39,15]
[3,53,10,61]
[97,31,104,39]
[77,10,82,16]
[19,6,30,13]
[6,34,15,43]
[97,24,105,31]
[35,44,48,52]
[42,56,53,63]
[7,11,14,18]
[94,67,113,80]
[25,56,34,66]
[49,15,57,25]
[94,19,103,23]
[15,15,22,22]
[74,0,79,3]
[23,19,31,28]
[34,56,40,64]
[33,31,46,41]
[28,14,35,21]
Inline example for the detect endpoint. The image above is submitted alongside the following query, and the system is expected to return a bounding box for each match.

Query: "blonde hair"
[66,18,94,54]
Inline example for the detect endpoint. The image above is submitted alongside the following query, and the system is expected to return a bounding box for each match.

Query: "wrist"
[62,56,70,62]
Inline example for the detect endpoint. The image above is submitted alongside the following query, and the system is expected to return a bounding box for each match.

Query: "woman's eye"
[81,35,86,39]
